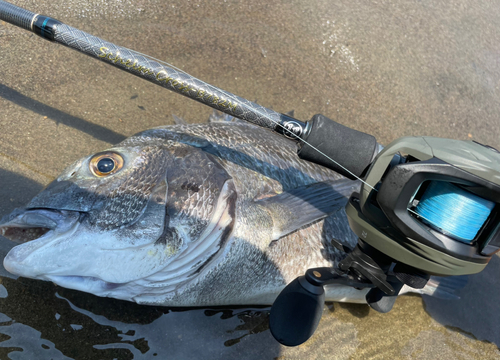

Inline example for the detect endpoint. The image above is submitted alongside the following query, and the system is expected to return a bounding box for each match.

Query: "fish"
[0,117,457,306]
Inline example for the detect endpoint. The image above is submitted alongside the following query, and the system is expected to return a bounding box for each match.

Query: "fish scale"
[2,121,363,306]
[89,146,168,230]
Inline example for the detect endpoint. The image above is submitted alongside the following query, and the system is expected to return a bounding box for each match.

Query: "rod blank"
[0,0,36,31]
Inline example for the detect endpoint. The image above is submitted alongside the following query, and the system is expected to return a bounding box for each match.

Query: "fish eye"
[97,158,115,173]
[90,152,124,177]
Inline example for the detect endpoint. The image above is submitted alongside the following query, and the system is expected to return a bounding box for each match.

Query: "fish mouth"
[0,208,80,244]
[0,209,56,243]
[1,208,82,277]
[1,209,128,296]
[1,226,52,243]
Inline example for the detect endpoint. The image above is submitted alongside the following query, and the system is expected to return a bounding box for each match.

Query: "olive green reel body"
[271,131,500,346]
[347,136,500,277]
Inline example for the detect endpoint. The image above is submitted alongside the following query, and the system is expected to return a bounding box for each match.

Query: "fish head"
[1,131,236,303]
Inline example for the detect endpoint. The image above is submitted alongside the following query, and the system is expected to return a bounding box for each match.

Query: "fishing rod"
[0,0,376,181]
[2,0,500,348]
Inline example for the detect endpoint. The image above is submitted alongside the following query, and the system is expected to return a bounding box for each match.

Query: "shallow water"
[1,0,500,359]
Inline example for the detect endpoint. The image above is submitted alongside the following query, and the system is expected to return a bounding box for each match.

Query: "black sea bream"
[1,120,390,306]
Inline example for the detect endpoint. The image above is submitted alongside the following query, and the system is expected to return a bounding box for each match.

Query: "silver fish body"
[1,121,368,306]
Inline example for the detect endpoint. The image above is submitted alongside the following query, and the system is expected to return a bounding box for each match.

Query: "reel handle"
[269,277,325,347]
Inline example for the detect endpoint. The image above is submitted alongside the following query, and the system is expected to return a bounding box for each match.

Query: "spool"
[415,181,495,243]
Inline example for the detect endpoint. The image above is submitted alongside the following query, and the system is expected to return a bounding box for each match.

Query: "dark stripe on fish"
[155,213,182,250]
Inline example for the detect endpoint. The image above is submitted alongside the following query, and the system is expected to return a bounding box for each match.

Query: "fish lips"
[1,208,81,275]
[1,206,169,290]
[0,208,80,243]
[1,211,124,299]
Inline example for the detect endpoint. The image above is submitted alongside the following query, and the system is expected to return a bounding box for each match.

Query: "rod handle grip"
[298,114,378,179]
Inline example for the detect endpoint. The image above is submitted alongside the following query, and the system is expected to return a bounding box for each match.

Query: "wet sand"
[1,0,500,359]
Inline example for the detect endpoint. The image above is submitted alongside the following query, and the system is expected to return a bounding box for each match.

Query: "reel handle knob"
[269,277,325,346]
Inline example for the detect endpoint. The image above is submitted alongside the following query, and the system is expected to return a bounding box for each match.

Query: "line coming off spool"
[414,181,495,243]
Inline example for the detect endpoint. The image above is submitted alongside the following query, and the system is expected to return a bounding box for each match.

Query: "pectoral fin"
[256,179,358,240]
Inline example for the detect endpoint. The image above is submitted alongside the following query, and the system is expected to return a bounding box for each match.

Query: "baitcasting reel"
[270,115,500,346]
[1,1,498,348]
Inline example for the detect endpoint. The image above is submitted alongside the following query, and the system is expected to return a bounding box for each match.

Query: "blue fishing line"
[415,181,495,243]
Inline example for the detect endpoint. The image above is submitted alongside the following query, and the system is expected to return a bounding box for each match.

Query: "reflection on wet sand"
[0,272,499,359]
[0,277,282,359]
